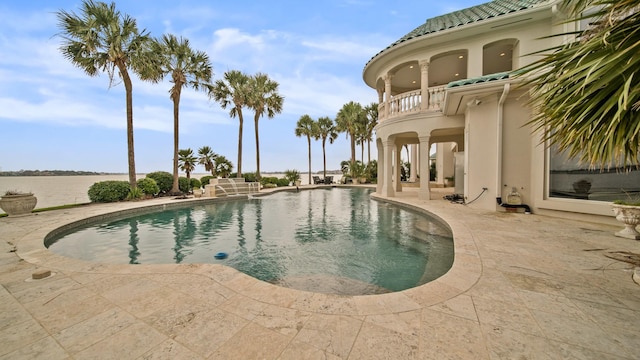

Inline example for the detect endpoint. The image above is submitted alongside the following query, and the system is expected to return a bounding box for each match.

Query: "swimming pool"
[46,188,454,295]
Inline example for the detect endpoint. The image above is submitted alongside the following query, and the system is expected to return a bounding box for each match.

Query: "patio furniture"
[313,176,322,184]
[324,176,333,184]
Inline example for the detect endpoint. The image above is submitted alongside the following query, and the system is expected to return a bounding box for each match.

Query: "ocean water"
[0,173,342,213]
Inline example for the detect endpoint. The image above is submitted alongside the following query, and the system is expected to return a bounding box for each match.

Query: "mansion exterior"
[363,0,639,223]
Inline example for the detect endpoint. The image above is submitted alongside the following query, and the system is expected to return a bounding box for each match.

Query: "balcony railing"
[379,86,446,120]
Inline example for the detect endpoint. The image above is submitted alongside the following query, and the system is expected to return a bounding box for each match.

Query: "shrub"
[191,178,202,190]
[284,169,300,184]
[260,176,279,186]
[127,187,144,200]
[88,181,130,203]
[263,183,277,188]
[137,178,159,196]
[179,177,190,193]
[277,178,290,187]
[243,172,257,182]
[200,175,214,186]
[146,171,173,193]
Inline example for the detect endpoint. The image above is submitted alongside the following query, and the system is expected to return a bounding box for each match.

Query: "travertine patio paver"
[0,188,638,359]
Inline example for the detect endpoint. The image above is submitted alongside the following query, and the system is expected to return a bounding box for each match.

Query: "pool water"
[47,188,454,295]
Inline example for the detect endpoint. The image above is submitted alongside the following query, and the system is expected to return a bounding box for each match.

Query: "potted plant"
[0,190,37,216]
[349,160,366,184]
[611,197,640,240]
[284,169,301,186]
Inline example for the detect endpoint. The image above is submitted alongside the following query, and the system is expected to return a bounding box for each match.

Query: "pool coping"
[14,189,481,316]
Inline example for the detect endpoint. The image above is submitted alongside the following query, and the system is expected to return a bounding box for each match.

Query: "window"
[548,144,640,202]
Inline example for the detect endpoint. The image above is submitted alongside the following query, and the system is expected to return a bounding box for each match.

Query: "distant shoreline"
[0,169,343,177]
[0,170,125,176]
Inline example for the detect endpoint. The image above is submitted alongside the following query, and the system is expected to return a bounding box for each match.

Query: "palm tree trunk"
[307,136,312,185]
[237,111,243,178]
[171,89,181,194]
[254,115,261,182]
[350,135,356,164]
[367,139,371,163]
[118,62,137,189]
[322,140,327,178]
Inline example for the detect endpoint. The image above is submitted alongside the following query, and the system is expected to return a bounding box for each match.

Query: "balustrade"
[379,86,446,120]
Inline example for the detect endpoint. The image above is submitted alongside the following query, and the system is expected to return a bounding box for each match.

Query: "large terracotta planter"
[611,204,640,240]
[0,193,37,216]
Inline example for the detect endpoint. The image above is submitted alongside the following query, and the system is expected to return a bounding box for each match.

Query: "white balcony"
[379,85,446,121]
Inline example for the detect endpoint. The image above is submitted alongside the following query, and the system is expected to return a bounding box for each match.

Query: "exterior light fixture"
[500,52,505,56]
[458,55,464,59]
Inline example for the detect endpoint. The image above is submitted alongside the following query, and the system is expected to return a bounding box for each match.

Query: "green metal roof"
[446,71,510,87]
[366,0,550,65]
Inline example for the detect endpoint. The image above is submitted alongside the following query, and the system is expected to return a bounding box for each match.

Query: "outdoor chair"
[313,176,322,184]
[324,176,333,184]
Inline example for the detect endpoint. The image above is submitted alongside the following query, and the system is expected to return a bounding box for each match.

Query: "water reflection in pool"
[47,188,453,295]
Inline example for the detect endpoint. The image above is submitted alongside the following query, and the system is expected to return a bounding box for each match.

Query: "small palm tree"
[145,34,213,194]
[214,155,233,178]
[363,103,379,163]
[295,115,319,185]
[247,73,284,182]
[316,116,338,179]
[336,101,364,164]
[178,148,197,193]
[56,0,153,188]
[209,70,250,178]
[198,146,218,176]
[517,0,640,168]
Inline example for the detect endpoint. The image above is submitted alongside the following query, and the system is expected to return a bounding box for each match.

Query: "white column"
[395,143,402,192]
[419,60,429,111]
[384,74,393,119]
[376,139,383,194]
[419,136,431,200]
[409,144,418,182]
[380,140,395,197]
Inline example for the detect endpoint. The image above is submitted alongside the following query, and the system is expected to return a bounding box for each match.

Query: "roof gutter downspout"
[496,83,509,205]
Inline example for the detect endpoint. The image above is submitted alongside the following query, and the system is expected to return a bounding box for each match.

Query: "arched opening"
[483,39,517,75]
[429,50,468,87]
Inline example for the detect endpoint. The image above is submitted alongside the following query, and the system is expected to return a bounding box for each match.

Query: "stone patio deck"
[1,187,639,359]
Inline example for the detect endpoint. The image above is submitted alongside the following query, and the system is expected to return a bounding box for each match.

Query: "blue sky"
[0,0,485,174]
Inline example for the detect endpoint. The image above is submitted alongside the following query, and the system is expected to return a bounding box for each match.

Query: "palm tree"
[247,73,284,182]
[57,0,153,188]
[295,115,318,185]
[209,70,250,178]
[363,103,379,163]
[518,0,640,168]
[178,148,197,193]
[336,101,364,165]
[214,155,233,178]
[198,146,218,176]
[316,116,338,179]
[146,34,213,194]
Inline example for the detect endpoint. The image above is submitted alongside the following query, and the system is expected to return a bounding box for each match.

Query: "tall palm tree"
[336,101,364,165]
[57,0,152,188]
[364,103,379,163]
[295,115,318,185]
[214,155,233,178]
[209,70,250,178]
[198,146,218,176]
[518,0,640,168]
[316,116,338,179]
[247,73,284,183]
[178,148,197,193]
[146,34,213,194]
